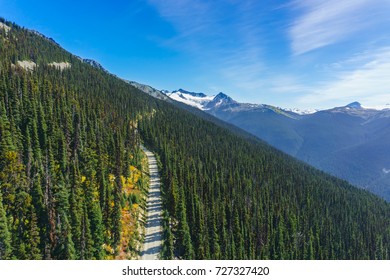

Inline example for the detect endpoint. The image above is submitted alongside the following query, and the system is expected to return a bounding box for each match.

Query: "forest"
[1,18,390,260]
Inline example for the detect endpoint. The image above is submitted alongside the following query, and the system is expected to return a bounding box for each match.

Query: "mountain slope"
[166,90,390,201]
[127,81,171,101]
[1,19,390,260]
[0,19,152,260]
[294,105,390,200]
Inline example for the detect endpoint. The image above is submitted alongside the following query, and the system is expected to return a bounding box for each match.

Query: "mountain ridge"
[165,88,389,115]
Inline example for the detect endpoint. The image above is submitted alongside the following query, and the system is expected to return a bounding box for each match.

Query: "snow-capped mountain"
[205,92,237,109]
[167,88,389,121]
[165,89,235,110]
[164,89,319,117]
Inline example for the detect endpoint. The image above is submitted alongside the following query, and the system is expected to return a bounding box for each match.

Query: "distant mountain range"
[131,85,390,201]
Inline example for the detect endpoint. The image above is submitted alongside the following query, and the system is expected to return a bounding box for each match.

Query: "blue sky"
[1,0,390,109]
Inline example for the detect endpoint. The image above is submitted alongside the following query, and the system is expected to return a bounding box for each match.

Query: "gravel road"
[141,146,163,260]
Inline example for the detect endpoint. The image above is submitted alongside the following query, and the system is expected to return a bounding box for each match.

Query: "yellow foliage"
[92,191,100,202]
[109,174,115,182]
[112,161,146,258]
[120,165,142,194]
[5,151,18,161]
[129,166,137,172]
[55,164,61,172]
[81,176,86,183]
[103,243,115,258]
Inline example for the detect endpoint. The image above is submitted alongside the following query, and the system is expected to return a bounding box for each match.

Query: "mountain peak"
[214,92,234,102]
[176,89,207,98]
[204,92,236,109]
[346,102,362,109]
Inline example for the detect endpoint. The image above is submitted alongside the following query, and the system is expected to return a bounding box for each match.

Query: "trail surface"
[141,145,163,260]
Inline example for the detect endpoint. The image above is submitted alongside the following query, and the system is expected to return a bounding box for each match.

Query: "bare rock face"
[16,60,37,71]
[48,62,72,70]
[0,22,11,33]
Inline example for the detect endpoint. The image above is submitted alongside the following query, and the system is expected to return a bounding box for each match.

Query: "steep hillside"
[166,89,390,201]
[0,19,152,259]
[1,19,390,260]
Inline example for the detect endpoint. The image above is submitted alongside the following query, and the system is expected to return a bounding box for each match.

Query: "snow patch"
[0,22,11,33]
[284,108,318,115]
[16,60,36,71]
[48,62,71,70]
[215,99,223,107]
[167,91,214,110]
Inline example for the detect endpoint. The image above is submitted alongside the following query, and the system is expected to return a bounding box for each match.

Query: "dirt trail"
[141,146,163,260]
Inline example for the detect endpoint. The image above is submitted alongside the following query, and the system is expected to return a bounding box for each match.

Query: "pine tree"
[176,186,194,259]
[27,206,42,259]
[0,192,12,259]
[162,210,174,260]
[52,183,76,259]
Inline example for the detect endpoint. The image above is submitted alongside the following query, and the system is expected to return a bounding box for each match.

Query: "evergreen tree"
[27,206,42,259]
[176,186,194,259]
[0,192,12,259]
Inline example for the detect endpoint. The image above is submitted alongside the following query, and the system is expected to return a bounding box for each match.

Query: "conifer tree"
[0,192,12,259]
[27,206,42,259]
[176,186,194,259]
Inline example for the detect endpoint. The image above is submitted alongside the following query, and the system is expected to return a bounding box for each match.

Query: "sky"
[1,0,390,109]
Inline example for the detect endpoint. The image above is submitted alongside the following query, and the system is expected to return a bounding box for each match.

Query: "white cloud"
[289,0,390,55]
[297,47,390,108]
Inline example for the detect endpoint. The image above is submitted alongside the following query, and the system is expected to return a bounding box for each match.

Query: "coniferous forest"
[1,19,390,260]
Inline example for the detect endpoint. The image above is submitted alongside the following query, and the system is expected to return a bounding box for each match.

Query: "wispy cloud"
[297,47,390,108]
[147,0,267,90]
[147,0,211,40]
[289,0,390,55]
